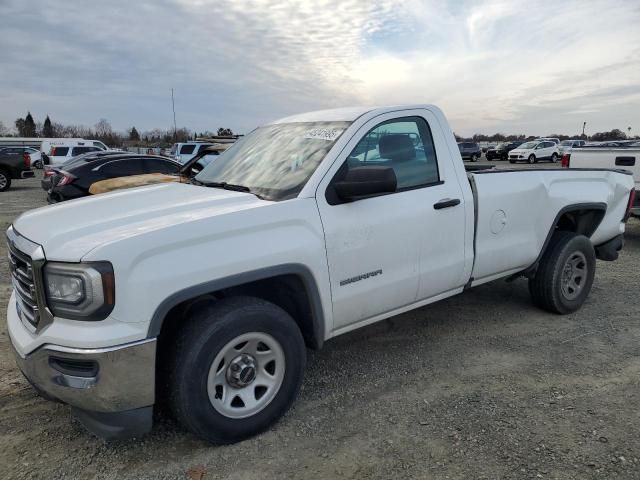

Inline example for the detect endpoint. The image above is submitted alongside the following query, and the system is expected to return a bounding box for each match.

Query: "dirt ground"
[1,173,639,480]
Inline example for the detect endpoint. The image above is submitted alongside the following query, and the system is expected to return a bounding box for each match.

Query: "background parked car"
[486,141,523,161]
[0,148,35,191]
[457,142,482,161]
[186,144,232,173]
[41,150,126,191]
[40,138,108,157]
[45,144,103,167]
[509,140,560,164]
[0,146,43,169]
[46,154,182,202]
[558,139,586,156]
[170,142,214,164]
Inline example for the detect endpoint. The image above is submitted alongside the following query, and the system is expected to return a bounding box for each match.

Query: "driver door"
[316,110,467,331]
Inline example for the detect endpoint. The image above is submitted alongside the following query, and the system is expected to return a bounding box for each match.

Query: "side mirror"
[334,166,397,202]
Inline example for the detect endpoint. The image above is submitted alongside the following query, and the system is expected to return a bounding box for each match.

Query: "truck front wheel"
[0,169,11,192]
[168,296,306,444]
[528,231,596,314]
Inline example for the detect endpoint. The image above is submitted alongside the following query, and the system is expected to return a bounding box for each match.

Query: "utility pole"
[582,121,586,137]
[171,88,177,142]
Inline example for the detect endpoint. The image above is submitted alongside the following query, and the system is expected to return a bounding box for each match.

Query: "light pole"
[582,121,587,137]
[171,88,177,142]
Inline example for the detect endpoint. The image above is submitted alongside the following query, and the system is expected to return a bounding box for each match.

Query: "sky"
[1,0,640,137]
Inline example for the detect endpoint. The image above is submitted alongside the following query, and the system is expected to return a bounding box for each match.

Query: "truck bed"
[568,147,639,216]
[467,167,633,286]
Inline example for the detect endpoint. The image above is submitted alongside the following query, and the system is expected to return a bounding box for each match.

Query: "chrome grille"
[8,241,39,328]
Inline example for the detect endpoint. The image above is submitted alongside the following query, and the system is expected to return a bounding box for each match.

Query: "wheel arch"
[148,263,326,350]
[522,202,606,276]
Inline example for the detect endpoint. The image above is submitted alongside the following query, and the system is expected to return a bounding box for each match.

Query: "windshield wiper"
[200,181,263,199]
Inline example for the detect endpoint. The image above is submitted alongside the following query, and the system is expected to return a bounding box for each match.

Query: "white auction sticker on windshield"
[303,128,344,141]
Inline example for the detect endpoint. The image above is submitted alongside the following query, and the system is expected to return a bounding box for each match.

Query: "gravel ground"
[1,170,639,480]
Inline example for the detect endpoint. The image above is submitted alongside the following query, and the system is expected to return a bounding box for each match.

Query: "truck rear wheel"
[528,231,596,314]
[0,169,11,192]
[168,296,306,444]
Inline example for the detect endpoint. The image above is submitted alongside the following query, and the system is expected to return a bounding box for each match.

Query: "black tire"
[509,159,515,164]
[168,296,306,444]
[528,154,537,164]
[528,231,596,314]
[0,169,11,192]
[551,153,558,163]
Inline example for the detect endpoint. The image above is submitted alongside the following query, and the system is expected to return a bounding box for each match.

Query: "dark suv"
[0,148,35,191]
[486,142,523,161]
[457,142,481,161]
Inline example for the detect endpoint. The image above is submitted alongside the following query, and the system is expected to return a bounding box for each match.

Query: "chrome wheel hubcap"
[561,251,587,300]
[207,332,285,419]
[0,174,7,189]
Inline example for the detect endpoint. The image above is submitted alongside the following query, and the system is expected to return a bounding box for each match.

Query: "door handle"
[433,198,461,210]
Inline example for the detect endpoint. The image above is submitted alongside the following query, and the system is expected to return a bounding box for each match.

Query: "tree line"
[1,112,235,147]
[1,112,635,146]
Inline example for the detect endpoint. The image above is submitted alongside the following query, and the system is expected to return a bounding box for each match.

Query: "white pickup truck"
[563,146,639,217]
[7,105,635,444]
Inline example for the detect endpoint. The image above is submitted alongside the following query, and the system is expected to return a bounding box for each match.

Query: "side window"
[179,145,196,155]
[53,147,69,156]
[338,116,439,192]
[145,158,179,174]
[198,144,211,152]
[100,159,147,178]
[72,146,99,156]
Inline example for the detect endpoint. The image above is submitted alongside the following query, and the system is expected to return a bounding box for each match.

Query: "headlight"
[44,262,115,320]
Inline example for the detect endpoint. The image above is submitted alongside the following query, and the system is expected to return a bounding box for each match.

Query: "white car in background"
[45,144,103,167]
[41,139,108,157]
[170,142,213,164]
[558,139,586,156]
[509,140,560,164]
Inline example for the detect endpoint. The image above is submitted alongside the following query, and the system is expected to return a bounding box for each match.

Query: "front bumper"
[9,328,157,439]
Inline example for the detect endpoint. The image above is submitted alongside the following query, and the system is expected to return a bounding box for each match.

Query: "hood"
[13,182,268,261]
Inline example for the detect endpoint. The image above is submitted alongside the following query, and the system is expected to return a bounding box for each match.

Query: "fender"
[146,263,326,349]
[522,202,607,276]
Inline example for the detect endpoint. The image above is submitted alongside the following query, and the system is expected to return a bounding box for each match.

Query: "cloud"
[0,0,639,136]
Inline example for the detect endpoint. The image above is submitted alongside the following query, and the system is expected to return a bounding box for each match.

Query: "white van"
[45,143,103,167]
[41,139,109,156]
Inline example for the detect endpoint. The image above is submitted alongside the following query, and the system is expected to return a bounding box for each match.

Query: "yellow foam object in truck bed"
[88,173,190,195]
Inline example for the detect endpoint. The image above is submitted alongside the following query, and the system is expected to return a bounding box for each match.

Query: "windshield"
[519,142,538,149]
[195,121,351,201]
